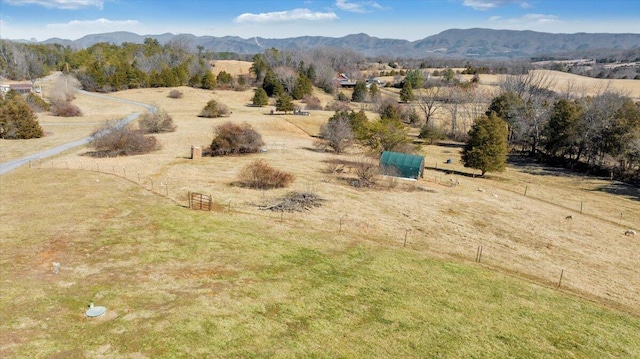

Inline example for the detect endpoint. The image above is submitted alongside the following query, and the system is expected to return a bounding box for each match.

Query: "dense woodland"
[1,39,639,184]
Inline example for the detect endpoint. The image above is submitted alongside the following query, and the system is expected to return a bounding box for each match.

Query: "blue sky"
[1,0,638,41]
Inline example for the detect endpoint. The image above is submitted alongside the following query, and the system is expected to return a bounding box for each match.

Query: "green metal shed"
[379,151,425,179]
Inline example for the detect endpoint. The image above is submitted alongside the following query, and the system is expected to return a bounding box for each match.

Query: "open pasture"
[1,65,640,357]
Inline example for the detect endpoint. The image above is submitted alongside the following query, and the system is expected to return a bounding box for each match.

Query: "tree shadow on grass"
[590,182,640,202]
[435,141,465,149]
[423,166,479,179]
[507,154,585,178]
[508,154,640,201]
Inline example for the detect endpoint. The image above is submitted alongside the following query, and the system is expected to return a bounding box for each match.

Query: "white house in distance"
[0,83,42,98]
[334,73,386,88]
[9,83,35,94]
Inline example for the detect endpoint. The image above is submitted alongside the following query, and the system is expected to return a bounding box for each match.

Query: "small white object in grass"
[492,193,498,198]
[625,229,636,236]
[86,305,107,317]
[52,262,60,274]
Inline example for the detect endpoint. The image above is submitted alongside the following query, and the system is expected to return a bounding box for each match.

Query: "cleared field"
[2,68,640,357]
[475,70,640,99]
[1,169,639,358]
[210,60,252,76]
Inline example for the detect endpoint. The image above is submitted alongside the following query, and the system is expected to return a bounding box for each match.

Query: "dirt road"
[0,90,156,175]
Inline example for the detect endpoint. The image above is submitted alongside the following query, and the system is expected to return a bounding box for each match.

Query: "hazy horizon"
[1,0,638,42]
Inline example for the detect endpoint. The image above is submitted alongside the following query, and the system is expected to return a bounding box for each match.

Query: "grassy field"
[1,63,640,357]
[1,169,639,358]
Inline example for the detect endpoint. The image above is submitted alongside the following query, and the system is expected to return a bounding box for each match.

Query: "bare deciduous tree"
[272,66,297,95]
[498,71,557,153]
[319,117,354,154]
[416,86,442,128]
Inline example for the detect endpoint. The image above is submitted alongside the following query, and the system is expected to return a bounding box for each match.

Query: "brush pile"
[259,191,325,212]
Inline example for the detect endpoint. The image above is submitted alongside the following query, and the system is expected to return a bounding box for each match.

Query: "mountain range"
[36,28,640,59]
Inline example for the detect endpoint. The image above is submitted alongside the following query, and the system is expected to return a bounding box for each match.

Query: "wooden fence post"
[558,269,564,288]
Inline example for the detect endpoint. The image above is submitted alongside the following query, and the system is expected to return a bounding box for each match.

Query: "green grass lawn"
[1,169,639,358]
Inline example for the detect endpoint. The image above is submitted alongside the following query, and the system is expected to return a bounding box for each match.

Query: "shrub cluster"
[351,156,379,188]
[238,159,295,189]
[138,110,176,133]
[324,100,351,112]
[89,121,158,157]
[302,95,322,110]
[50,98,82,117]
[210,122,264,156]
[200,99,230,118]
[419,124,446,144]
[25,93,50,112]
[168,89,183,99]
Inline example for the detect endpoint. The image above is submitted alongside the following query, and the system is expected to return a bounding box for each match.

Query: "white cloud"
[335,0,383,13]
[46,18,140,36]
[522,13,559,24]
[486,13,562,31]
[0,17,144,40]
[234,8,338,23]
[3,0,104,10]
[519,1,532,9]
[462,0,524,11]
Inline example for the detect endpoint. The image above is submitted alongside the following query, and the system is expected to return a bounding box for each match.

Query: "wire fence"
[25,158,640,314]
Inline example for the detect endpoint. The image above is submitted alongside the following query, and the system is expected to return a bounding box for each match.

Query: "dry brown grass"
[0,73,143,162]
[475,70,640,99]
[4,72,640,318]
[210,60,252,76]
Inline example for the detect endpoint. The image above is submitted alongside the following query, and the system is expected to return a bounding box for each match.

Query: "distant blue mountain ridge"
[24,28,640,59]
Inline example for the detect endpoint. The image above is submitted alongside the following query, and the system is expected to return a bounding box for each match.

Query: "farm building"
[379,151,425,179]
[9,83,34,94]
[334,73,357,88]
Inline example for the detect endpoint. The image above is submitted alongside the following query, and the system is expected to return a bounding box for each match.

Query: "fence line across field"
[27,159,638,310]
[36,158,638,230]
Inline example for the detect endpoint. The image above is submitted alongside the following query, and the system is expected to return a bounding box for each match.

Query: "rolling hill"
[34,28,640,59]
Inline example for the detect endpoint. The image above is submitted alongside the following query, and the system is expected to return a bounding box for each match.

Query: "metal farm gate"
[188,192,212,211]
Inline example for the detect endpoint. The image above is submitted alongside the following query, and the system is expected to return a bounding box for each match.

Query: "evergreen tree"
[275,93,294,113]
[359,116,409,152]
[160,67,178,87]
[487,91,524,144]
[188,74,202,88]
[328,109,369,140]
[404,69,424,89]
[217,71,233,86]
[292,74,313,100]
[305,63,317,83]
[249,54,269,83]
[262,70,284,97]
[201,72,216,89]
[603,99,640,164]
[400,81,415,103]
[252,88,269,107]
[380,102,402,121]
[461,112,509,176]
[351,80,367,102]
[443,68,456,82]
[0,95,44,139]
[543,98,582,157]
[369,82,380,101]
